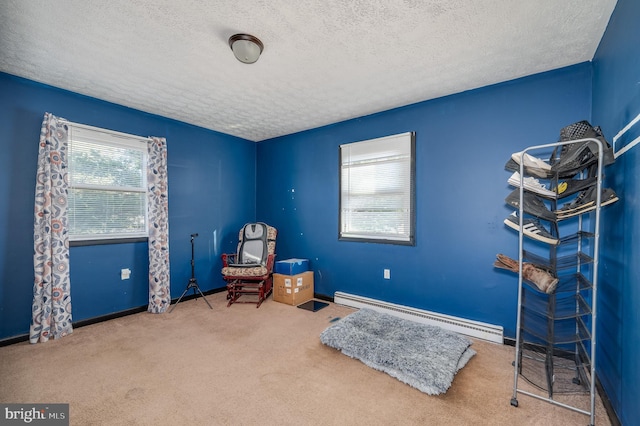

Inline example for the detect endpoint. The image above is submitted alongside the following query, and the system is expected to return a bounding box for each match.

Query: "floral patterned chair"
[221,222,277,308]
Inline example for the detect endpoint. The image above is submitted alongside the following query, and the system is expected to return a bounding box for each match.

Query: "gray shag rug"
[320,308,476,395]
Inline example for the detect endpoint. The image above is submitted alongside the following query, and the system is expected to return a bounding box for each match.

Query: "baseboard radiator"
[334,292,504,344]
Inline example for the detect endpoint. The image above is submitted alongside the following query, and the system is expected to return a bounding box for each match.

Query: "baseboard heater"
[334,292,504,344]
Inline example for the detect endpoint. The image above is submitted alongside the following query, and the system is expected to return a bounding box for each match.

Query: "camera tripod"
[169,233,212,313]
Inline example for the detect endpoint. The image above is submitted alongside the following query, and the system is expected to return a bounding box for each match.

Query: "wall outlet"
[121,268,131,280]
[383,269,390,279]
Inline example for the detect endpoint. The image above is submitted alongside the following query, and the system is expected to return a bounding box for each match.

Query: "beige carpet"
[0,292,611,425]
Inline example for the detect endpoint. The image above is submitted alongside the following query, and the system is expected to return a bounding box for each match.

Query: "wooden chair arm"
[266,254,276,272]
[221,253,238,267]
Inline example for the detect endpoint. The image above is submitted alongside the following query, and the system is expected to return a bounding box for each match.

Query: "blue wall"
[257,63,592,338]
[2,7,636,419]
[0,73,257,340]
[591,0,640,423]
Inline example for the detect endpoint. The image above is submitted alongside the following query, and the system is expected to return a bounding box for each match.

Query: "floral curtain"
[30,113,73,343]
[147,137,170,313]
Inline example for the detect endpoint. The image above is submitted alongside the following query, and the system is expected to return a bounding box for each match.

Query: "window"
[339,132,415,245]
[67,124,148,242]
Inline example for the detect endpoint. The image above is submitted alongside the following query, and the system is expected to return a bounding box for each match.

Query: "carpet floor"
[0,292,611,425]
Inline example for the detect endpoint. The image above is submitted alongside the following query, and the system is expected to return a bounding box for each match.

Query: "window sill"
[339,235,415,246]
[70,237,148,247]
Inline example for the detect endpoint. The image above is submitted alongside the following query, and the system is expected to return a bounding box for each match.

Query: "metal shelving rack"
[509,138,606,426]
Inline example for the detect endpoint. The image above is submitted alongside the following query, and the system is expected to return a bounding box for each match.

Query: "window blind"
[340,132,415,244]
[67,124,148,240]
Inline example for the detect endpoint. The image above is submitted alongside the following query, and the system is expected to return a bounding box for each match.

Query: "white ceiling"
[0,1,618,142]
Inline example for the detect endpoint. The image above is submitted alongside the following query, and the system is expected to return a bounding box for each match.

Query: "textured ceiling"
[0,1,617,142]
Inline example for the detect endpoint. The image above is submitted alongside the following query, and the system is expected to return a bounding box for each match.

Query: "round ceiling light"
[228,34,264,64]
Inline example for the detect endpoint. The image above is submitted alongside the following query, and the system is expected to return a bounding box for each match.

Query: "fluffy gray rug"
[320,308,476,395]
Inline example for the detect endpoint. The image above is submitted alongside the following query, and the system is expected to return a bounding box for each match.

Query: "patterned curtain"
[147,137,171,313]
[30,113,73,343]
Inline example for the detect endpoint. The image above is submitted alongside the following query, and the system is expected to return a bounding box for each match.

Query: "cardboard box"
[274,258,309,275]
[273,271,314,306]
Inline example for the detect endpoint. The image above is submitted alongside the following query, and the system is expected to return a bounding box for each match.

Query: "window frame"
[66,122,149,245]
[338,131,416,246]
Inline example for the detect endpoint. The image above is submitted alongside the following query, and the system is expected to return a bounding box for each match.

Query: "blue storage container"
[274,258,309,275]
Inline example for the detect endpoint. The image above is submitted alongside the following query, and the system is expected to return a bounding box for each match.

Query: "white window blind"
[340,132,415,244]
[67,124,148,241]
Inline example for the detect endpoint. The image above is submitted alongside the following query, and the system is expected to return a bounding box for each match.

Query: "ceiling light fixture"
[228,34,264,64]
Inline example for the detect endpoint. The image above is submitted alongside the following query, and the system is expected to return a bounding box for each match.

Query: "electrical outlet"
[121,268,131,280]
[384,269,390,279]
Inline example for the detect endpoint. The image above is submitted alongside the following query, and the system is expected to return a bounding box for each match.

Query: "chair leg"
[226,280,241,307]
[256,290,264,308]
[225,278,268,308]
